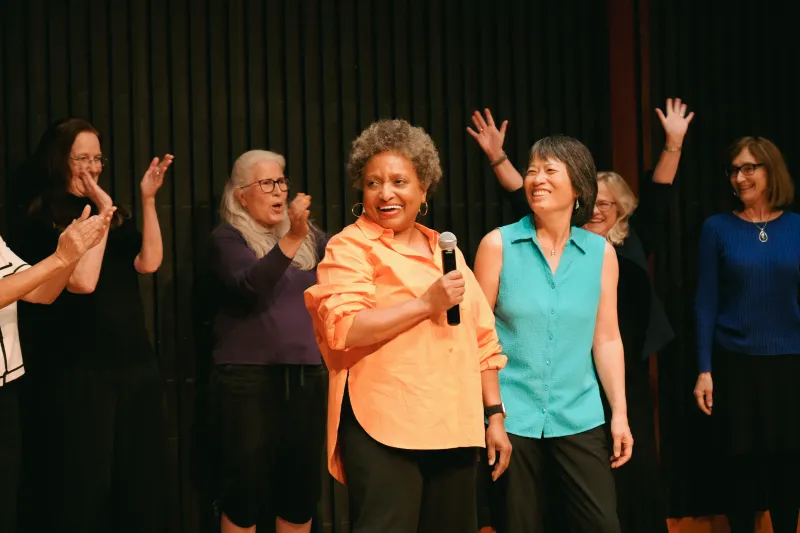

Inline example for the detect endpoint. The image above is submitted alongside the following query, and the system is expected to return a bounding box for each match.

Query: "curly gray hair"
[348,119,442,191]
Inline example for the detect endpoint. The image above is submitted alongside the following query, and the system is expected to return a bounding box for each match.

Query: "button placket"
[540,278,557,424]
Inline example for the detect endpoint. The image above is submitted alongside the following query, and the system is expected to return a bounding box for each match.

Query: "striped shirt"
[0,236,30,386]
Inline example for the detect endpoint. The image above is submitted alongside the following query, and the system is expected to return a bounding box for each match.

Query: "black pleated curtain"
[0,0,613,531]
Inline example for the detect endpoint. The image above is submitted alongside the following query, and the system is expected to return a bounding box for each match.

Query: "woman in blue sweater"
[693,136,800,533]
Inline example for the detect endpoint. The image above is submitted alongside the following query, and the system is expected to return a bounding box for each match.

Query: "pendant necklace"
[743,212,770,243]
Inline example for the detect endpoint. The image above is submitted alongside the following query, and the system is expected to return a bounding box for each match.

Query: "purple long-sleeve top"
[209,223,327,366]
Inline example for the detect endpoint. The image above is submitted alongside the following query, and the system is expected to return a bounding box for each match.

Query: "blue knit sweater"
[695,211,800,372]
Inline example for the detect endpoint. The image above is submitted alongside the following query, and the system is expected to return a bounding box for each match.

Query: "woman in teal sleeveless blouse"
[474,135,631,533]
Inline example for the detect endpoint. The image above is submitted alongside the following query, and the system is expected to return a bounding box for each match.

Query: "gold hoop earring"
[419,202,429,216]
[351,202,364,217]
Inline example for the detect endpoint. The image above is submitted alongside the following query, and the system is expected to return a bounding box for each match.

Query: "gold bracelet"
[664,145,682,152]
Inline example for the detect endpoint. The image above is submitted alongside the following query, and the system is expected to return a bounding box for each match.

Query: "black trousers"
[339,392,478,533]
[213,364,327,527]
[0,379,22,533]
[22,358,166,533]
[490,426,620,533]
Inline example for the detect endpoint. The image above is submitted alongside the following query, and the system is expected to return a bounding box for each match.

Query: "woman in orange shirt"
[305,119,512,533]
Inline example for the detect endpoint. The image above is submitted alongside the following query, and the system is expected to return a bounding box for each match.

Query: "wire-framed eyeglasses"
[595,200,617,212]
[69,155,107,167]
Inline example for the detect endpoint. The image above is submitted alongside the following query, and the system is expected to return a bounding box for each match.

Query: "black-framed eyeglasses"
[69,155,107,167]
[595,200,617,212]
[727,163,764,178]
[240,177,290,193]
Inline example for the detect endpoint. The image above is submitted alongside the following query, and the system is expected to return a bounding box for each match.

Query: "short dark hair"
[528,135,597,226]
[728,136,794,209]
[348,119,442,192]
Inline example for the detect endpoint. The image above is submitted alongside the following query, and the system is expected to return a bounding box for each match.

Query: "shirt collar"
[354,214,439,251]
[511,214,589,255]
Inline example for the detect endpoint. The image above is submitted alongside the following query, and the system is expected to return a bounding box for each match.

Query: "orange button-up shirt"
[304,215,506,484]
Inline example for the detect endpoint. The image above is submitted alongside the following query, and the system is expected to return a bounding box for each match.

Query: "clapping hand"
[140,154,174,200]
[54,204,116,265]
[78,170,114,212]
[287,193,312,240]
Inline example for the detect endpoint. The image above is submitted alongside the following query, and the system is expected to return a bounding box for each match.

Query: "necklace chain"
[743,211,771,243]
[537,229,570,258]
[541,240,563,257]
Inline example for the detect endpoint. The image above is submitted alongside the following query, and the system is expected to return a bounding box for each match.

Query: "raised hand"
[287,193,312,240]
[466,108,508,162]
[420,270,465,317]
[140,154,174,200]
[54,204,116,265]
[655,98,694,146]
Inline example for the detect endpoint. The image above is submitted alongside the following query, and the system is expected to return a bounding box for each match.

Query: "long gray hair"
[219,150,318,271]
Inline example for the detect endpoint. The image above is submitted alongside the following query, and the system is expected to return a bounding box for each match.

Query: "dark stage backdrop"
[642,0,799,519]
[0,0,613,531]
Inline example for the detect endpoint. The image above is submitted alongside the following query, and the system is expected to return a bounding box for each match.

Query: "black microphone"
[439,231,460,325]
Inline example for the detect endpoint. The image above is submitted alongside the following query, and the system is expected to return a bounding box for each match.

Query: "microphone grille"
[439,231,457,251]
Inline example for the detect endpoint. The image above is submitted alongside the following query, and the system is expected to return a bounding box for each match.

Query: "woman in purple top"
[208,150,328,533]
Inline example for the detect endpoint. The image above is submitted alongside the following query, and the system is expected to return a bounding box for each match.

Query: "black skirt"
[712,344,800,457]
[601,358,669,533]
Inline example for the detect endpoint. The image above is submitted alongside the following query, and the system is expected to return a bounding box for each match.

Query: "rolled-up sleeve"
[463,261,507,372]
[475,297,507,371]
[304,235,376,352]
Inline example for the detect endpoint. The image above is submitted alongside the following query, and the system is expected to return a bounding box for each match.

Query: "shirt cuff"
[480,353,507,372]
[326,312,357,352]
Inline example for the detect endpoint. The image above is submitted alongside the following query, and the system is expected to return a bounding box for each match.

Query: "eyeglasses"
[240,177,290,193]
[70,155,107,167]
[727,163,764,178]
[595,200,617,212]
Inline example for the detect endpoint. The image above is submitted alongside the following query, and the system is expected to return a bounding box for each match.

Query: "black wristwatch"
[484,403,506,419]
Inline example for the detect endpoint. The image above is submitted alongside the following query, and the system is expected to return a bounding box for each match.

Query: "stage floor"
[480,513,800,533]
[667,513,798,533]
